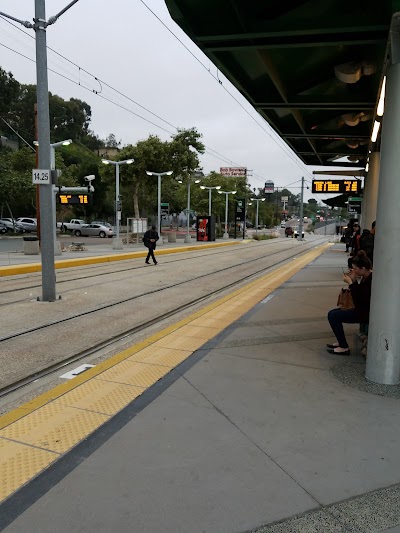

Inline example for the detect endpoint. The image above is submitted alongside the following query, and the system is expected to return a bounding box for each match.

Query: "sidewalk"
[2,245,400,533]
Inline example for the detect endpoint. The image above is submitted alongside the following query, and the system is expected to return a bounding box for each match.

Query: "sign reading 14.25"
[32,169,51,185]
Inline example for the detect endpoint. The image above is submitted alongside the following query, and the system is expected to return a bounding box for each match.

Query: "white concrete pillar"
[366,61,400,385]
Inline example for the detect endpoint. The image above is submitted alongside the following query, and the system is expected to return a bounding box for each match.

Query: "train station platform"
[1,244,400,533]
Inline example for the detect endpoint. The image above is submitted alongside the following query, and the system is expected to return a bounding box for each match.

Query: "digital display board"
[312,180,361,194]
[59,194,91,205]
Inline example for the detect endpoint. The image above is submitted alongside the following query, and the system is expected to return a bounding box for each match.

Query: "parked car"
[74,223,114,238]
[293,226,305,239]
[0,218,25,233]
[16,217,37,233]
[91,221,112,227]
[280,221,286,228]
[0,221,7,234]
[57,219,86,232]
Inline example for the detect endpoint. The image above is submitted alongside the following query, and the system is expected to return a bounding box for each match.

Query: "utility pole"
[298,177,305,241]
[35,0,56,301]
[34,103,41,244]
[0,1,81,301]
[324,207,328,235]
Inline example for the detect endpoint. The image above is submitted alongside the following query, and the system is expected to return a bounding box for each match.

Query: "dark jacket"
[143,229,159,249]
[359,229,375,263]
[350,229,361,256]
[349,273,372,323]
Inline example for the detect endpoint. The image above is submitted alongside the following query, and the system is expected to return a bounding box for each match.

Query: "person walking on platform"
[143,225,159,265]
[327,251,372,355]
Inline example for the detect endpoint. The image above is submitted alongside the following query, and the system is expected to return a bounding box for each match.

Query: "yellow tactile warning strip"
[0,242,330,502]
[0,240,242,277]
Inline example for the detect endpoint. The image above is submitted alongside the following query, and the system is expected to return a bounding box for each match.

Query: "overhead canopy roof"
[165,0,398,167]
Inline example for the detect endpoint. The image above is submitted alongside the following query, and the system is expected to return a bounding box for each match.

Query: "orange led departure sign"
[311,180,361,194]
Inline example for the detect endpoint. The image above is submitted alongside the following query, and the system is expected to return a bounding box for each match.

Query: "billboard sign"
[220,167,247,177]
[264,180,274,194]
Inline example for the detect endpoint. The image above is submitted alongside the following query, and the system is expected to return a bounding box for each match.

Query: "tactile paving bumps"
[127,345,192,368]
[97,360,170,388]
[0,437,57,502]
[0,403,109,454]
[55,379,144,416]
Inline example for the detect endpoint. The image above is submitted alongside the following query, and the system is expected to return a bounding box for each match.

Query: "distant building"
[0,135,19,151]
[95,147,120,159]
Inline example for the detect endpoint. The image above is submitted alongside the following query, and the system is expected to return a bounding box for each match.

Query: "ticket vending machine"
[196,216,216,242]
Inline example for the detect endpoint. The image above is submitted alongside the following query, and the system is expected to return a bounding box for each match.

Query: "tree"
[0,147,36,216]
[100,129,206,223]
[6,82,94,146]
[104,133,121,148]
[0,68,20,116]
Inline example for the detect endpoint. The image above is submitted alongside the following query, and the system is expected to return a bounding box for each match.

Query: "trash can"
[167,232,177,243]
[23,236,40,255]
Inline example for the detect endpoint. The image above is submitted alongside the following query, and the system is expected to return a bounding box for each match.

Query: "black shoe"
[154,262,158,265]
[326,343,339,349]
[145,261,150,265]
[327,348,350,356]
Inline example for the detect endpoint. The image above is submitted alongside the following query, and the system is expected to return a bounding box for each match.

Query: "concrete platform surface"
[1,245,399,533]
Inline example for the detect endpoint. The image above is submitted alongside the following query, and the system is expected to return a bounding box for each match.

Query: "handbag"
[337,288,354,310]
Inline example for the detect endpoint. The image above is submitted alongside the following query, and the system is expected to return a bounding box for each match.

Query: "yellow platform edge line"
[0,240,242,277]
[0,242,330,431]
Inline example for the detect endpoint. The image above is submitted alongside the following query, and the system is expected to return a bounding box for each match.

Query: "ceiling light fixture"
[371,121,380,143]
[377,77,386,116]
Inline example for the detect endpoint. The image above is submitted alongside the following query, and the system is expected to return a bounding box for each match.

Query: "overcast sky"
[0,0,358,202]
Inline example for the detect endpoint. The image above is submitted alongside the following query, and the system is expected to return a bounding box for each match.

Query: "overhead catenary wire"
[137,0,312,178]
[0,16,266,181]
[0,8,315,186]
[0,117,35,151]
[0,12,305,182]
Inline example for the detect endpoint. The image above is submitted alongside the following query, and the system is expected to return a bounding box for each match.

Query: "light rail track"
[0,238,326,399]
[0,240,313,308]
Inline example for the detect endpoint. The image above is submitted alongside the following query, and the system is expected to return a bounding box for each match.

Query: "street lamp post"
[177,170,203,243]
[250,197,266,235]
[146,171,173,244]
[200,185,221,215]
[102,158,134,249]
[51,139,72,255]
[218,190,237,239]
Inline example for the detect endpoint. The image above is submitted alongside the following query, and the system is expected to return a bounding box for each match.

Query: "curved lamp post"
[102,158,134,249]
[218,190,237,239]
[200,185,221,216]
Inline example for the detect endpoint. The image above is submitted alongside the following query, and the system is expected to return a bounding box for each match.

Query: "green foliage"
[0,68,20,115]
[0,68,258,223]
[252,234,277,240]
[0,146,36,216]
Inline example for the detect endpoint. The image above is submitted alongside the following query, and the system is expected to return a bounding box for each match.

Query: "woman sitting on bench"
[327,250,373,355]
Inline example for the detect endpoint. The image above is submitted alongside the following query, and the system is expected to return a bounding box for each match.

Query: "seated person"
[327,251,372,355]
